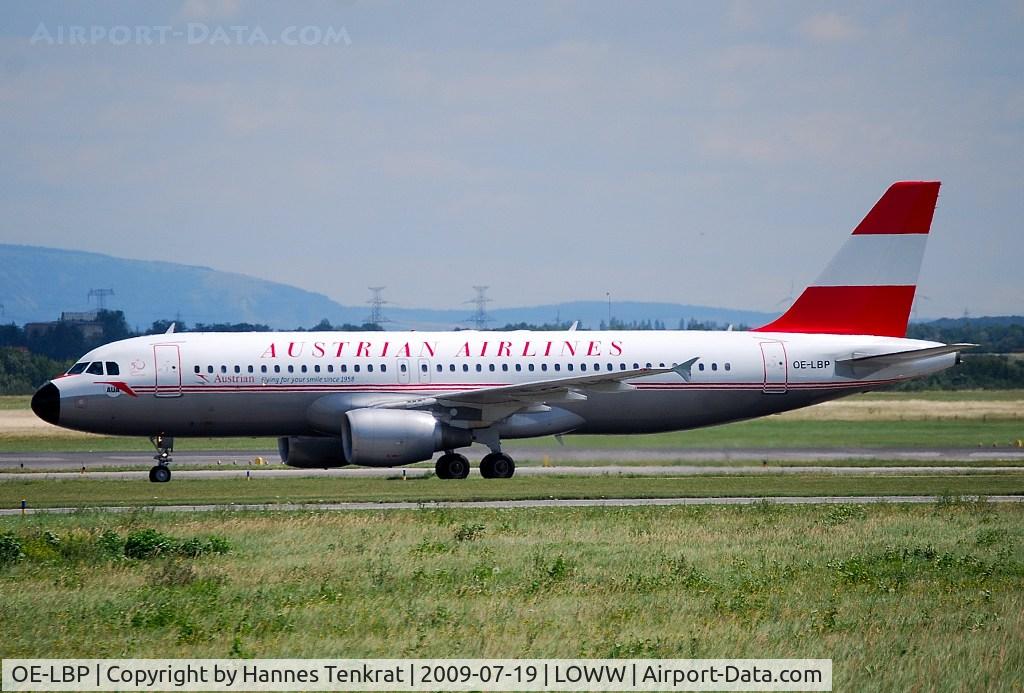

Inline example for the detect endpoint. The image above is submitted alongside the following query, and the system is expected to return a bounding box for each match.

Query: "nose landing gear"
[148,434,173,483]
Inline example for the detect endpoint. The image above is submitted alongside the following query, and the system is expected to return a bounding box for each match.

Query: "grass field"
[4,417,1022,454]
[3,392,1023,453]
[0,396,30,410]
[0,502,1021,692]
[2,473,1023,509]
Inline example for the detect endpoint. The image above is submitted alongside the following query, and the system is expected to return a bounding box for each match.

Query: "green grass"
[861,389,1024,401]
[0,395,31,410]
[0,436,273,453]
[3,418,1024,453]
[2,473,1023,509]
[0,503,1021,692]
[532,419,1024,449]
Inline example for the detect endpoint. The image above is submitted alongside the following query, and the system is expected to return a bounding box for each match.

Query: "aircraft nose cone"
[31,383,60,425]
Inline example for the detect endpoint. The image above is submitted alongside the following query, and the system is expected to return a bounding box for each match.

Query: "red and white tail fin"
[753,181,940,337]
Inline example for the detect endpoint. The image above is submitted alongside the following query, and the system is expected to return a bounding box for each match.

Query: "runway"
[2,463,1023,481]
[2,494,1022,516]
[3,445,1024,472]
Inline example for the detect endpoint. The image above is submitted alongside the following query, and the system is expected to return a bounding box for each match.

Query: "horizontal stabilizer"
[835,343,975,377]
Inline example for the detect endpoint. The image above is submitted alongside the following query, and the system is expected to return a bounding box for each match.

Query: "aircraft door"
[759,341,788,394]
[417,359,432,384]
[397,359,410,384]
[154,344,183,398]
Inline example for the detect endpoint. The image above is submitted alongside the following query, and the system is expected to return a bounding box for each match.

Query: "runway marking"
[2,495,1022,515]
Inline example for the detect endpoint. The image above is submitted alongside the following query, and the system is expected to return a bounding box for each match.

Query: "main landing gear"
[148,434,173,483]
[434,450,516,479]
[435,452,470,479]
[480,452,515,479]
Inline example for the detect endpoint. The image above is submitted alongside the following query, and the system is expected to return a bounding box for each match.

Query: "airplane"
[31,181,972,483]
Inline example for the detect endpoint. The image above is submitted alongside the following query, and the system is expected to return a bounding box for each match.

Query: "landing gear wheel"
[480,452,515,479]
[435,452,470,480]
[148,434,174,483]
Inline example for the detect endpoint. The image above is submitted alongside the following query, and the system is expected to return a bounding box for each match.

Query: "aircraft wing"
[380,358,699,426]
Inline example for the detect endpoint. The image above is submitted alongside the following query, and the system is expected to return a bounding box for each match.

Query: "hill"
[0,244,773,330]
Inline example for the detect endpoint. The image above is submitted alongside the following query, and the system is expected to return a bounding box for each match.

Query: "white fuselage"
[41,329,953,440]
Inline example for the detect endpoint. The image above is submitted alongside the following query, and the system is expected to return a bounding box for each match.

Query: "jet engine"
[278,435,348,468]
[341,408,472,467]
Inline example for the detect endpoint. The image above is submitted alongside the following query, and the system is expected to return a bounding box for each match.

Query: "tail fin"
[753,181,940,337]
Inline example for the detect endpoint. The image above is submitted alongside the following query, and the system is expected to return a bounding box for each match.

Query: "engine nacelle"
[341,408,472,467]
[278,436,348,468]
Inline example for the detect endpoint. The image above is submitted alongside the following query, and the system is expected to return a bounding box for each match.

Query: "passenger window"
[633,363,640,369]
[711,363,718,371]
[476,364,482,372]
[698,363,705,371]
[67,362,88,375]
[106,362,120,375]
[220,365,228,374]
[581,364,587,371]
[646,362,652,368]
[436,364,443,372]
[568,364,574,371]
[354,365,361,373]
[421,364,428,372]
[261,365,268,373]
[515,364,522,371]
[620,363,626,370]
[381,364,387,373]
[235,365,241,373]
[287,365,294,373]
[87,362,104,375]
[208,366,214,374]
[529,364,535,372]
[368,365,374,373]
[541,364,547,371]
[248,365,254,373]
[488,364,495,372]
[327,365,334,373]
[301,365,307,373]
[314,365,320,373]
[554,364,561,371]
[502,364,509,372]
[400,364,407,372]
[463,364,469,372]
[341,365,348,373]
[449,364,456,372]
[194,365,200,374]
[725,363,731,371]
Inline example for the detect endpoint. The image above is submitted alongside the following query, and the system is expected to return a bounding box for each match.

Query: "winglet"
[672,357,701,382]
[165,322,176,335]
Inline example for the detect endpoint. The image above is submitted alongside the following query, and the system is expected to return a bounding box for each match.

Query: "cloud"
[798,13,862,44]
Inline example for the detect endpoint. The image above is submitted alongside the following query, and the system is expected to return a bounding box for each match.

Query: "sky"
[0,1,1021,319]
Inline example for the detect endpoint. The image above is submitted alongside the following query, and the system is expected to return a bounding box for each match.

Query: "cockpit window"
[86,362,104,376]
[105,362,120,376]
[66,362,88,375]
